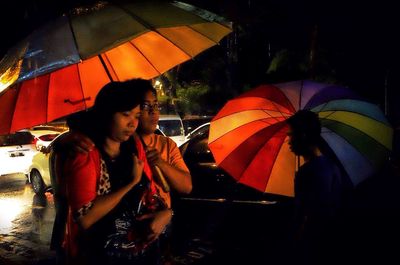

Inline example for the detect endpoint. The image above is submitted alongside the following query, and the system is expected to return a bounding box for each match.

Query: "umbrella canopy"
[0,1,232,135]
[208,80,393,197]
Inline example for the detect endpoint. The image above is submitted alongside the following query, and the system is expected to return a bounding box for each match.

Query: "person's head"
[136,82,160,135]
[286,110,322,157]
[90,80,144,144]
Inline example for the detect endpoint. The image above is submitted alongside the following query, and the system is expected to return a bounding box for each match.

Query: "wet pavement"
[1,166,400,265]
[0,174,55,265]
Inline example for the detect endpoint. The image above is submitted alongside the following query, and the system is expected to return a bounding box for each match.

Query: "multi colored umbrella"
[208,80,393,197]
[0,1,232,135]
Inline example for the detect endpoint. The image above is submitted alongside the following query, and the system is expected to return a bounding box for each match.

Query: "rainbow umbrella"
[208,80,393,197]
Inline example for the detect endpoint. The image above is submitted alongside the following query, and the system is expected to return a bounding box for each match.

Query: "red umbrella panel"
[208,81,393,197]
[0,1,232,135]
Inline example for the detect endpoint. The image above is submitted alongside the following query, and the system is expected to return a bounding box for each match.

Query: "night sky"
[1,0,399,124]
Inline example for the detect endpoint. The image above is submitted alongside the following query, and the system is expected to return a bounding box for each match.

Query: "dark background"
[1,0,399,125]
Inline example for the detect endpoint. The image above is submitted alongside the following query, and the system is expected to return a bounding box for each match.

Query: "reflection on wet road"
[0,174,55,265]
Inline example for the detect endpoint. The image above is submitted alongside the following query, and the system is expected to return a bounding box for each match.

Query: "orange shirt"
[146,134,189,173]
[145,134,189,208]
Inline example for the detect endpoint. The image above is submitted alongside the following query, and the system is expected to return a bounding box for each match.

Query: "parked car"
[184,122,210,142]
[182,116,213,135]
[28,129,164,194]
[28,132,68,194]
[158,114,186,147]
[0,130,37,176]
[179,124,289,202]
[30,129,61,151]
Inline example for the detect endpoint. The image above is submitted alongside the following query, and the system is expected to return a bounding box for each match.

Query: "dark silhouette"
[287,110,345,265]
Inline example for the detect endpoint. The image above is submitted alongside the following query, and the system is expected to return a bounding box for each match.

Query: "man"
[137,85,192,198]
[287,110,344,265]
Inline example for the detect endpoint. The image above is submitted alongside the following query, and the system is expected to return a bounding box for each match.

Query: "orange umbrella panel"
[0,1,232,135]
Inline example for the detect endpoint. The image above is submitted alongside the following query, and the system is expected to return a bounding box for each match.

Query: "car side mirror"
[39,145,49,154]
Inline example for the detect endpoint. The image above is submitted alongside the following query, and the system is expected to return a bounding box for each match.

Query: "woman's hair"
[88,79,153,144]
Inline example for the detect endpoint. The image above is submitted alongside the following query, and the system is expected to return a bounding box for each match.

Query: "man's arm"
[55,131,94,154]
[146,140,192,194]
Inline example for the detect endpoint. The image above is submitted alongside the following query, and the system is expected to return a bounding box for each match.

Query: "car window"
[0,132,34,146]
[187,123,210,140]
[38,134,59,141]
[158,120,183,136]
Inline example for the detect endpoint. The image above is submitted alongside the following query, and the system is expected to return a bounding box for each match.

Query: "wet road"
[1,167,400,265]
[0,173,289,265]
[0,174,55,265]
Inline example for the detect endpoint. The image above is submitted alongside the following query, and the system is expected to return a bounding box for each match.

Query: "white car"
[28,132,67,194]
[30,129,61,151]
[158,115,186,147]
[0,130,37,176]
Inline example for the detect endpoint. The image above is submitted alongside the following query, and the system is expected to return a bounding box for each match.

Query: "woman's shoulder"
[67,147,101,165]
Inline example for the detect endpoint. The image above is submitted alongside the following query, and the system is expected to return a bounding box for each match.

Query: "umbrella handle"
[64,97,91,105]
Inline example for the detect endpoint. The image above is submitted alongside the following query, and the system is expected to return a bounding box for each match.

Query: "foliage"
[175,82,211,115]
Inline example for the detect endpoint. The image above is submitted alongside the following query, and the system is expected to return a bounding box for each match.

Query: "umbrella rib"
[9,85,21,132]
[126,41,162,75]
[260,109,283,125]
[66,13,81,59]
[116,3,226,59]
[299,80,304,111]
[98,55,115,82]
[152,29,195,59]
[320,117,391,151]
[319,109,391,128]
[45,74,50,123]
[115,4,195,60]
[74,64,88,110]
[237,122,286,181]
[267,100,293,122]
[186,25,218,45]
[321,125,376,171]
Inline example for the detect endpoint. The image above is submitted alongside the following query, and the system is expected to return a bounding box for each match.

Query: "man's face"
[139,90,160,135]
[287,127,307,156]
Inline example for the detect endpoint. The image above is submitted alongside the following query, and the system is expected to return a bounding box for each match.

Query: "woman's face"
[139,90,160,135]
[109,105,141,142]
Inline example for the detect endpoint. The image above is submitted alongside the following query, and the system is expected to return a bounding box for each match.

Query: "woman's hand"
[136,209,172,242]
[131,154,144,186]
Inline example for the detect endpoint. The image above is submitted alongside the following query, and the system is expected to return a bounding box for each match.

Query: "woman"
[63,80,172,265]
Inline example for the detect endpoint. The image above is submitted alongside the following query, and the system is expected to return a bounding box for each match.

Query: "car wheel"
[31,170,45,194]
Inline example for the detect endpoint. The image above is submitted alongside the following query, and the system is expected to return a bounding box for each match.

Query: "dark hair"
[286,110,321,146]
[89,79,152,144]
[93,79,151,115]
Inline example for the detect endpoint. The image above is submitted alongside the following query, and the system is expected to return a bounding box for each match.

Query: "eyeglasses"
[141,102,161,112]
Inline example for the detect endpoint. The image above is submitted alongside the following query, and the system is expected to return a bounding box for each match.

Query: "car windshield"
[158,120,183,136]
[38,134,59,141]
[0,132,34,146]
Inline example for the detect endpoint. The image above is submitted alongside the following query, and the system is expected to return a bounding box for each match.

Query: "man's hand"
[145,148,163,166]
[59,131,94,153]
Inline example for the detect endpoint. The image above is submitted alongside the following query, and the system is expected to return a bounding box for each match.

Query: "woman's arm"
[66,152,143,230]
[136,208,173,242]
